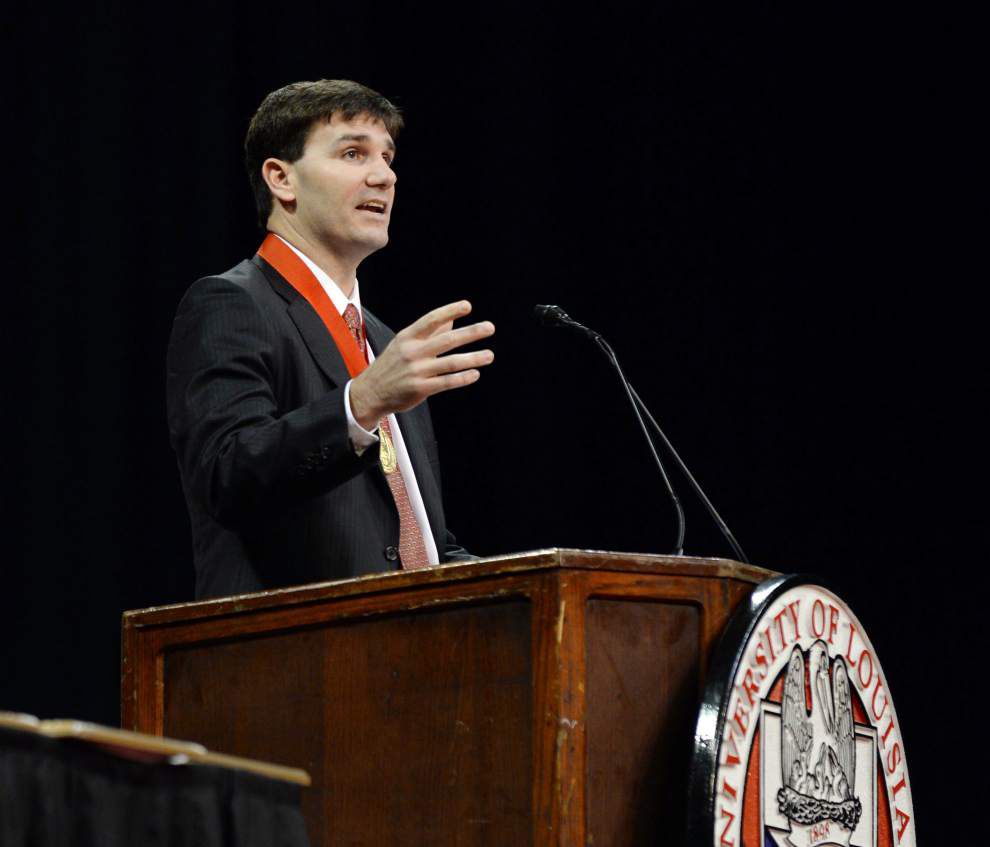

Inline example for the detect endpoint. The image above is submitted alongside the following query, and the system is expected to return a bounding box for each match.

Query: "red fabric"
[256,234,368,378]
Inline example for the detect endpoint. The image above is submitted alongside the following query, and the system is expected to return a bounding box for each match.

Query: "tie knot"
[342,303,360,333]
[342,304,366,356]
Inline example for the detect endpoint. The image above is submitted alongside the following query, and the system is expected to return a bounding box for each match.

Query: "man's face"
[287,113,397,262]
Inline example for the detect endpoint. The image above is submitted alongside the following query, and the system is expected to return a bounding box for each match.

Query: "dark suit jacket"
[166,254,471,599]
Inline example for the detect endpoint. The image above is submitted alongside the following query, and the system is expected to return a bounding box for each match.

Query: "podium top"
[125,549,776,628]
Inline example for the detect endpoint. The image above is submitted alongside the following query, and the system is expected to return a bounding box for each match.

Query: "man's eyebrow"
[333,133,396,152]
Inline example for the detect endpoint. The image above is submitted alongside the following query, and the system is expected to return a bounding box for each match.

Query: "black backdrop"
[3,3,978,842]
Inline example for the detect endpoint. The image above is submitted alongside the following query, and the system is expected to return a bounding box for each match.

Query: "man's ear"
[262,158,296,206]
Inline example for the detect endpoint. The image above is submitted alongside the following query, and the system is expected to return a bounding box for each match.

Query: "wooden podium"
[122,550,773,846]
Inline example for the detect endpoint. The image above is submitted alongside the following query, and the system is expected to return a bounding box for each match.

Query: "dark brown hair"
[244,79,404,226]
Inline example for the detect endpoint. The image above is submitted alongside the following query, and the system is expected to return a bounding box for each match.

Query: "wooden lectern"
[122,550,773,846]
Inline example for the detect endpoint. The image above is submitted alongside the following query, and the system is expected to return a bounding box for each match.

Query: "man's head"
[245,80,403,263]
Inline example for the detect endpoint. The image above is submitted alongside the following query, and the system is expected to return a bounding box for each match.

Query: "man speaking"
[166,80,494,599]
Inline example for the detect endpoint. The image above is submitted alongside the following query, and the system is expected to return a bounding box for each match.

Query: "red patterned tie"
[342,304,430,570]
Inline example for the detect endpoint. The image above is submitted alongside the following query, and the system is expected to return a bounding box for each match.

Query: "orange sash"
[257,233,368,377]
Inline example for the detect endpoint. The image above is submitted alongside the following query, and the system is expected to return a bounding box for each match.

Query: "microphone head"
[533,304,572,327]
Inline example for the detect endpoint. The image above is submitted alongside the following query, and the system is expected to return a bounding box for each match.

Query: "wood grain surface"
[122,549,773,846]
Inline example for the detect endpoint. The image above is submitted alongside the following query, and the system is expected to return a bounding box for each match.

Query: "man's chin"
[359,230,389,252]
[323,227,390,262]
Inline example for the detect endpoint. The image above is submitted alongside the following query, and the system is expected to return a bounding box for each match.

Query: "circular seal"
[686,575,915,847]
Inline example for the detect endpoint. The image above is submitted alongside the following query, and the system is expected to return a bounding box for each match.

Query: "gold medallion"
[379,425,398,474]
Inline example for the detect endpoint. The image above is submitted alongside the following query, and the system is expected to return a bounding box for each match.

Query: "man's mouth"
[356,200,387,215]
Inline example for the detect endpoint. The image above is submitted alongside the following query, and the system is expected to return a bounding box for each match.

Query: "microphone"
[533,304,595,334]
[535,304,686,556]
[534,304,749,563]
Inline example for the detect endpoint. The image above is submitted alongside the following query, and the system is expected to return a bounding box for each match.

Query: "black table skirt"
[0,728,311,847]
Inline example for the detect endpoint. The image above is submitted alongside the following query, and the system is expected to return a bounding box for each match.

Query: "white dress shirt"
[277,236,441,565]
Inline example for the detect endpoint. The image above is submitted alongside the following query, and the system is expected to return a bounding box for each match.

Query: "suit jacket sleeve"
[443,532,477,562]
[166,275,378,530]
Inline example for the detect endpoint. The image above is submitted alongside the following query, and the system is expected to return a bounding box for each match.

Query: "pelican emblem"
[779,641,862,845]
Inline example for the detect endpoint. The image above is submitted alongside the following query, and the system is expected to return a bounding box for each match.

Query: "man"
[167,80,494,599]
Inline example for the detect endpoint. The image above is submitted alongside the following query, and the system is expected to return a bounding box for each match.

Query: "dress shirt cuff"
[344,379,379,454]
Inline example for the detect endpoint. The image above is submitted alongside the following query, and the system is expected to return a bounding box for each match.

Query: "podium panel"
[123,549,774,846]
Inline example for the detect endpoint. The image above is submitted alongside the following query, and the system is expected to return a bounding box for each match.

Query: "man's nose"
[367,163,397,188]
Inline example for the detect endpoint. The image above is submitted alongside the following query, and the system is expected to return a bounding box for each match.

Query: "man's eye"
[343,149,361,160]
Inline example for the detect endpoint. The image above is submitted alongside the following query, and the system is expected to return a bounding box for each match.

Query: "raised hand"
[349,301,495,430]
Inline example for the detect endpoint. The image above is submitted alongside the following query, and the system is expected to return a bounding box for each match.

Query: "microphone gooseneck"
[627,384,748,563]
[534,304,686,556]
[534,303,749,564]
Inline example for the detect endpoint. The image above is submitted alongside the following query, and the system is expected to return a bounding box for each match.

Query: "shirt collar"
[275,234,362,319]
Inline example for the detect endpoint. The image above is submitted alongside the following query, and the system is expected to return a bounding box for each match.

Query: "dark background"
[3,3,977,842]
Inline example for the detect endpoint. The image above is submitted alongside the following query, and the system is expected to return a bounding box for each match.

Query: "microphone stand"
[536,304,748,564]
[594,333,687,556]
[627,384,749,564]
[537,306,685,556]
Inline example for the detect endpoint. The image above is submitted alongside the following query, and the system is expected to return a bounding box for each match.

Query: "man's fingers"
[379,302,492,409]
[426,320,454,338]
[407,301,472,338]
[429,349,494,376]
[423,369,481,396]
[423,321,495,356]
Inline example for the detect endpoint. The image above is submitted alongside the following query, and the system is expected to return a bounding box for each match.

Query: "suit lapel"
[254,256,351,388]
[362,309,391,361]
